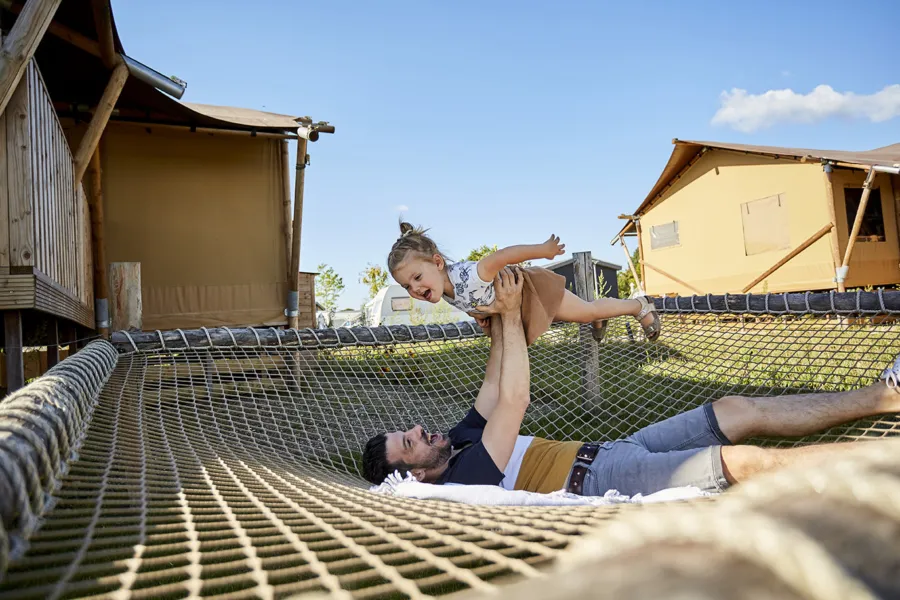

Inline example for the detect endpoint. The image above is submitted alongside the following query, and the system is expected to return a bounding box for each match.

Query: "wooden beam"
[0,0,62,116]
[642,261,703,295]
[838,168,878,286]
[108,119,298,140]
[90,0,116,68]
[73,61,128,182]
[86,147,109,337]
[281,139,293,282]
[740,223,835,293]
[7,2,101,57]
[287,136,309,329]
[618,236,641,295]
[4,310,25,393]
[633,218,646,291]
[46,316,59,368]
[822,170,844,292]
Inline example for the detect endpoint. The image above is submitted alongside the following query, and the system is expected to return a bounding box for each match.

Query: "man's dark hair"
[362,433,409,484]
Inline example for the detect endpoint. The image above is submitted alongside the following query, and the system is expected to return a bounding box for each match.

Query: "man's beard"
[420,440,452,470]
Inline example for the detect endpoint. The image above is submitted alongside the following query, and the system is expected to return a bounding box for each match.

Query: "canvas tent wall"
[97,123,287,330]
[616,140,900,296]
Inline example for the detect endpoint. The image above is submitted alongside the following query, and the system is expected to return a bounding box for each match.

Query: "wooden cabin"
[615,140,900,296]
[0,0,331,394]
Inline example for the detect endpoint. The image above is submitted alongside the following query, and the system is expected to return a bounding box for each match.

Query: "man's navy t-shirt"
[434,407,504,486]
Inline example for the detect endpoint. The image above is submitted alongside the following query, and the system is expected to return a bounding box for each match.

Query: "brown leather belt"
[566,443,601,495]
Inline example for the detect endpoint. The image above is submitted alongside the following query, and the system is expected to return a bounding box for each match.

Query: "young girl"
[387,222,660,344]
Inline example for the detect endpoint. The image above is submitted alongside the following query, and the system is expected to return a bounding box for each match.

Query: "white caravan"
[365,285,473,326]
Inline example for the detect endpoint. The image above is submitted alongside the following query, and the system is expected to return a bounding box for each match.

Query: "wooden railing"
[3,60,92,308]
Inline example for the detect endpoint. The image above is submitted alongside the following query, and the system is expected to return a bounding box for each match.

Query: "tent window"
[650,221,680,250]
[844,187,885,242]
[390,297,411,311]
[741,194,790,256]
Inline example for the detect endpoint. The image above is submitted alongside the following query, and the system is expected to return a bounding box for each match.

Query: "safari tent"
[1,0,329,393]
[614,140,900,296]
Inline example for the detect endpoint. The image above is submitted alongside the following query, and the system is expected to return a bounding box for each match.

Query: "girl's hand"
[541,234,565,260]
[474,315,491,336]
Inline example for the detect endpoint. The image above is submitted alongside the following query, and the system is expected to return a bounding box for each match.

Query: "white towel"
[369,471,712,506]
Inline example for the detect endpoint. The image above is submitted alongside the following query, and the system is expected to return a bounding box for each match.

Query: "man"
[362,268,900,496]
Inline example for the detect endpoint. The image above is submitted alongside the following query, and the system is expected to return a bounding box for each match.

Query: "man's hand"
[475,267,524,315]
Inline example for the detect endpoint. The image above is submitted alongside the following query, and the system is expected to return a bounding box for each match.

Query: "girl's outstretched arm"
[476,235,565,281]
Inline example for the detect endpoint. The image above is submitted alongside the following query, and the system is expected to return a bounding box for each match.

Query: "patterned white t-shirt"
[443,261,495,314]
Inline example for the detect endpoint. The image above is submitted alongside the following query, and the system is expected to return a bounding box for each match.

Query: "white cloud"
[711,84,900,133]
[395,204,409,212]
[781,70,791,78]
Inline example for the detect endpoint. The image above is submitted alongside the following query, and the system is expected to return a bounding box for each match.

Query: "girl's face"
[392,255,446,303]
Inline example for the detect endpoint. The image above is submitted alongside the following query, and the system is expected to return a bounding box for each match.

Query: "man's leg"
[720,442,866,484]
[712,382,899,443]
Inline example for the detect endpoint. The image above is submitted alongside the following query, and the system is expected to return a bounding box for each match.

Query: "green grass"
[312,315,900,448]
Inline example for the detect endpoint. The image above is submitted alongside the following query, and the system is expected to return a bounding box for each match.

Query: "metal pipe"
[872,165,900,175]
[298,123,336,142]
[122,54,186,99]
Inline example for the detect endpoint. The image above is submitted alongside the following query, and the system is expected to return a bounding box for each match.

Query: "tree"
[465,244,499,262]
[617,248,642,297]
[315,263,344,314]
[465,244,531,267]
[359,263,388,300]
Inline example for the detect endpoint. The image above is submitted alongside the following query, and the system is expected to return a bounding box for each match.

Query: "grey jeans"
[577,404,732,496]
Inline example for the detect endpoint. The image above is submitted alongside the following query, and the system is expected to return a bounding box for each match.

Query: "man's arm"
[480,269,529,472]
[476,235,565,282]
[473,317,503,420]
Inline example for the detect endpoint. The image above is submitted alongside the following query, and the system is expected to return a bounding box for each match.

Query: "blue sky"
[113,0,900,308]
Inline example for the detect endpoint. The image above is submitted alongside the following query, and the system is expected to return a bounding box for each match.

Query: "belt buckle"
[576,444,597,463]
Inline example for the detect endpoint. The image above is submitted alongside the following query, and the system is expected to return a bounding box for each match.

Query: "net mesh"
[2,293,900,598]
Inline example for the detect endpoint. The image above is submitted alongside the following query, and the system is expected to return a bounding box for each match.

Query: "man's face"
[385,424,452,475]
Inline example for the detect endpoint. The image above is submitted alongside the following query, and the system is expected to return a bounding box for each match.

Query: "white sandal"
[880,354,900,391]
[634,296,661,341]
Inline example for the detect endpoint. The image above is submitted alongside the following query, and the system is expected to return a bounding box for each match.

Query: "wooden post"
[59,321,77,354]
[822,169,844,292]
[837,167,878,289]
[86,147,110,337]
[281,139,293,283]
[89,0,116,69]
[619,235,641,296]
[641,262,703,295]
[46,316,59,368]
[741,223,835,293]
[0,0,62,116]
[4,311,25,393]
[287,135,309,329]
[109,262,142,331]
[7,67,34,267]
[73,61,128,182]
[634,218,646,291]
[573,251,601,409]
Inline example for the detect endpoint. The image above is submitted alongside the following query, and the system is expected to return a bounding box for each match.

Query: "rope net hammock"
[1,291,899,599]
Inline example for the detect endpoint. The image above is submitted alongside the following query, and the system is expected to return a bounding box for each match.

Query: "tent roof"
[182,104,306,130]
[5,1,307,133]
[615,139,900,239]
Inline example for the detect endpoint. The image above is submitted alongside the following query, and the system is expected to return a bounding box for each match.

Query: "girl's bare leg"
[556,289,654,329]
